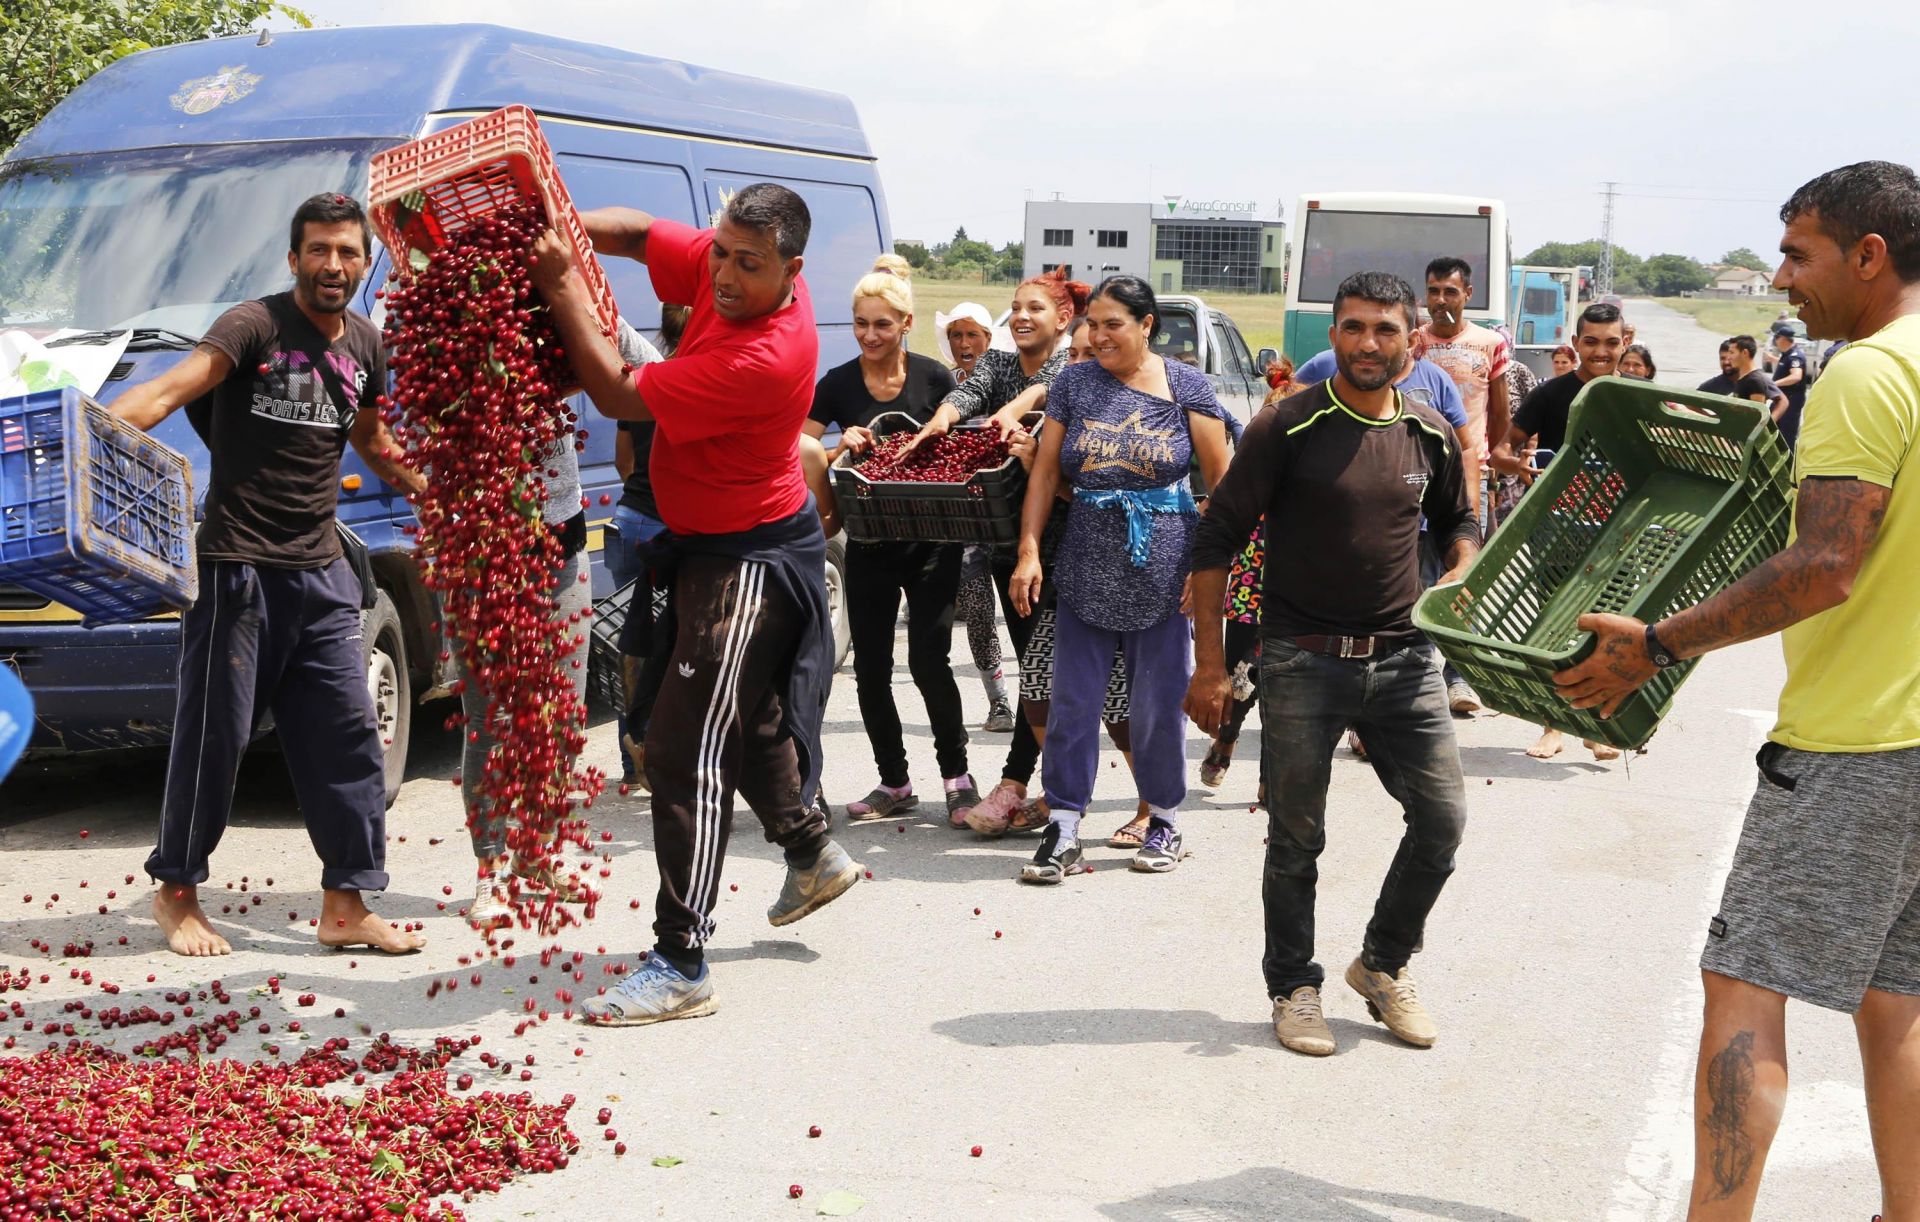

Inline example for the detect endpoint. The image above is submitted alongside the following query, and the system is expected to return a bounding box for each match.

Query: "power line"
[1598,181,1618,297]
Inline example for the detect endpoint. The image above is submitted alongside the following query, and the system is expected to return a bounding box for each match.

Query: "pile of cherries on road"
[380,198,607,937]
[0,1026,577,1220]
[855,429,1010,483]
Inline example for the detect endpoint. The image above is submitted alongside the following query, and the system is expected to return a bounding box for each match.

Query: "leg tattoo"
[1704,1030,1757,1201]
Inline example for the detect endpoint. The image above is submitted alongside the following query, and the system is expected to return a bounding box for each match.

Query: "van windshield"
[0,140,386,337]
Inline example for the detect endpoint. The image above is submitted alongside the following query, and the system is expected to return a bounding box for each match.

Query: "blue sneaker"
[1130,818,1185,873]
[579,955,716,1027]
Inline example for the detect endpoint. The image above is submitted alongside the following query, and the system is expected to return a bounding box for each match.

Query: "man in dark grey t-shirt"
[1187,271,1480,1059]
[110,193,424,960]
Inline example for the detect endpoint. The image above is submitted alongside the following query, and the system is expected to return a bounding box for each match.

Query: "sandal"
[847,787,916,822]
[1006,798,1052,835]
[944,775,982,829]
[1108,811,1150,849]
[511,857,591,904]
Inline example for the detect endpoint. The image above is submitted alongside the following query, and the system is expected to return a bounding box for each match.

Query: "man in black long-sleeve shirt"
[1187,272,1480,1058]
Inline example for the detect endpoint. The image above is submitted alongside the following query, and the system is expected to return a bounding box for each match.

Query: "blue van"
[0,24,885,801]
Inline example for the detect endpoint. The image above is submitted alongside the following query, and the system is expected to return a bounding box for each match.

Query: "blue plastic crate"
[0,388,197,624]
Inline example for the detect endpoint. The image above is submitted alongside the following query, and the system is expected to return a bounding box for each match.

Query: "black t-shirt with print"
[809,351,956,433]
[194,292,383,568]
[1511,370,1591,457]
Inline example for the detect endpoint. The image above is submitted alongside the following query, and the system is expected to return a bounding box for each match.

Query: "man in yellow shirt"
[1558,160,1920,1221]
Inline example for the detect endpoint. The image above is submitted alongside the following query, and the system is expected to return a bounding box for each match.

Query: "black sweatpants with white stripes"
[644,554,830,958]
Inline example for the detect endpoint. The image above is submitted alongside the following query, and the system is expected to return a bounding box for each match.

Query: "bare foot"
[1527,728,1565,759]
[317,890,425,954]
[153,886,232,956]
[1584,739,1622,761]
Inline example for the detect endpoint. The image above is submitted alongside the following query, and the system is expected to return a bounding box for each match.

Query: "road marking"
[1607,707,1772,1220]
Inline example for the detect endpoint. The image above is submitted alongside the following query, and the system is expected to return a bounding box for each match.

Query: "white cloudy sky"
[301,0,1908,264]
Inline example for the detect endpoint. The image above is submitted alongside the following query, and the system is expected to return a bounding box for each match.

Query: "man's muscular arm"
[1659,476,1887,655]
[1554,477,1889,716]
[579,207,655,263]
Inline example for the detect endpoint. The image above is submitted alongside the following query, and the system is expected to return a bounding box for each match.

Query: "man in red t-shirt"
[530,184,860,1026]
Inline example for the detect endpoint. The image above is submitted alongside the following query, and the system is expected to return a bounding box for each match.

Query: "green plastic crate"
[1415,377,1793,749]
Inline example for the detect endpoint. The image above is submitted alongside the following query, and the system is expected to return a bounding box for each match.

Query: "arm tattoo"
[1661,477,1889,658]
[1704,1030,1757,1201]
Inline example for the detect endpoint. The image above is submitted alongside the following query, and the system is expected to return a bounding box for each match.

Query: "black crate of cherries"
[829,411,1036,546]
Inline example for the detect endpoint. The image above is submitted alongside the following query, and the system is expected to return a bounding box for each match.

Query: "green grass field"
[903,277,1290,362]
[1653,297,1795,340]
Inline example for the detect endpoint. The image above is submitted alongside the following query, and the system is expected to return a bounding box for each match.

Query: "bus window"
[1297,211,1492,309]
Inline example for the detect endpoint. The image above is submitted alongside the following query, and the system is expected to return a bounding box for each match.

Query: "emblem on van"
[170,65,262,116]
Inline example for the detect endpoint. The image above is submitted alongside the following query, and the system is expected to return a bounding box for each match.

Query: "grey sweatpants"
[1703,741,1920,1012]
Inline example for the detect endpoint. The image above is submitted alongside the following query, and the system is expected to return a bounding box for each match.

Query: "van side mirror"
[1255,347,1279,372]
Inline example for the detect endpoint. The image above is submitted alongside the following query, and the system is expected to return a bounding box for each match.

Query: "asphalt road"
[0,302,1879,1220]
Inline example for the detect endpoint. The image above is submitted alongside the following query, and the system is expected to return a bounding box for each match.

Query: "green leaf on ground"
[816,1189,868,1216]
[172,1173,197,1191]
[650,1156,683,1168]
[371,1149,405,1176]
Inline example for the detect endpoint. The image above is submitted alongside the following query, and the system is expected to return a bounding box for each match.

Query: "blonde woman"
[803,258,981,826]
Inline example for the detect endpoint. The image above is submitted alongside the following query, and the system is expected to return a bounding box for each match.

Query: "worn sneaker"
[767,841,861,927]
[1447,681,1481,716]
[1344,956,1438,1048]
[1199,743,1233,789]
[579,955,716,1026]
[983,701,1016,733]
[1272,986,1336,1056]
[964,783,1026,837]
[1130,818,1185,873]
[466,871,511,929]
[1019,821,1085,885]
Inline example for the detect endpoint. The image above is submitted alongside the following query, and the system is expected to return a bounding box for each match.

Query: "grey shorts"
[1702,742,1920,1013]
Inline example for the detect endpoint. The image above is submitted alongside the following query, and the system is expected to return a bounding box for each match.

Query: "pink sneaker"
[964,784,1026,837]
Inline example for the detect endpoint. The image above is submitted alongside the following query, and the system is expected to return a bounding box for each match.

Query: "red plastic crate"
[368,105,619,337]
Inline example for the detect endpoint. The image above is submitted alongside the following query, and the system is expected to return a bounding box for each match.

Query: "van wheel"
[362,590,410,810]
[825,534,851,671]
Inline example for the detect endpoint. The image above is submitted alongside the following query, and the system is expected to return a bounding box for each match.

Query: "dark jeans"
[845,540,968,785]
[1258,637,1468,997]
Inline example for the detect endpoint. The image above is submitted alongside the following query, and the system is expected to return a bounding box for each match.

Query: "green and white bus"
[1282,192,1511,364]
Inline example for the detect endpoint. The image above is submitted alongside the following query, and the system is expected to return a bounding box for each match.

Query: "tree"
[893,240,931,270]
[1640,253,1714,297]
[1720,247,1773,272]
[1,0,310,152]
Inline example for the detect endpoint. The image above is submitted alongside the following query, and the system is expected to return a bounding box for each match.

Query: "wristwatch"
[1644,624,1680,669]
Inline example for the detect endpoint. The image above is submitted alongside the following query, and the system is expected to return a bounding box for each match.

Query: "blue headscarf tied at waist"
[1072,483,1197,568]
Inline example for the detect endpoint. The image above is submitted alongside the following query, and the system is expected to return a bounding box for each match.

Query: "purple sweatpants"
[1042,600,1192,813]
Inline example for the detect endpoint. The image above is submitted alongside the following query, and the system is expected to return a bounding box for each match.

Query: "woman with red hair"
[905,269,1096,834]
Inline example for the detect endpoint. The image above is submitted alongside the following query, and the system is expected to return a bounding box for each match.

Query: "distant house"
[1714,267,1774,296]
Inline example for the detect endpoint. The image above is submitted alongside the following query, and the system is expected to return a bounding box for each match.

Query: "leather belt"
[1287,633,1422,659]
